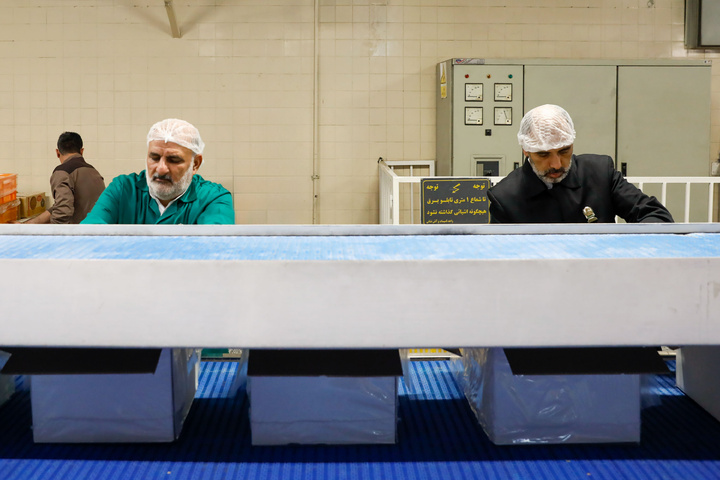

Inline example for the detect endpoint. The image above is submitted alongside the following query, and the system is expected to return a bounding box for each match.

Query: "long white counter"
[1,223,719,349]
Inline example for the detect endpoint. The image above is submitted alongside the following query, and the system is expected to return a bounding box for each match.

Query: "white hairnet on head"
[517,104,576,152]
[147,118,205,156]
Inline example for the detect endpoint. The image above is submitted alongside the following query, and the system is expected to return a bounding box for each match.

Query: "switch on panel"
[473,155,504,176]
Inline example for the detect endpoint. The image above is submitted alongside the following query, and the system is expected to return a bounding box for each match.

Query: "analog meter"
[464,107,483,125]
[494,83,512,101]
[494,107,512,125]
[465,83,483,101]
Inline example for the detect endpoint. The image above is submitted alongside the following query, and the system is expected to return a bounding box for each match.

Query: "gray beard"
[529,157,572,189]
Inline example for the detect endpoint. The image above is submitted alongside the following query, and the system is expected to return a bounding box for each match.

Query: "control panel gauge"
[465,83,483,101]
[464,107,483,125]
[494,107,512,125]
[494,83,513,101]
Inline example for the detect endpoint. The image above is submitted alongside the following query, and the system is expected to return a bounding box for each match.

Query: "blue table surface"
[0,233,718,261]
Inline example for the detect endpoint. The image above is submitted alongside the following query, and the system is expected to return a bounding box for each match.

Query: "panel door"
[617,66,711,221]
[523,65,617,159]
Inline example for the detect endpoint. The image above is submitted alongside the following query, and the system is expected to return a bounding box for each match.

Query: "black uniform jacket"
[487,154,674,224]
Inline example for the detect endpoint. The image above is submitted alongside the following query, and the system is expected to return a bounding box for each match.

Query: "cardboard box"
[248,349,401,446]
[30,348,199,443]
[457,348,641,445]
[17,192,46,219]
[676,346,720,422]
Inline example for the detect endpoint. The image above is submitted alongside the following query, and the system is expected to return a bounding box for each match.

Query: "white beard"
[147,164,194,201]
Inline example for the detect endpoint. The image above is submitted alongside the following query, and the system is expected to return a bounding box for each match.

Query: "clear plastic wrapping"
[454,347,642,445]
[30,348,199,443]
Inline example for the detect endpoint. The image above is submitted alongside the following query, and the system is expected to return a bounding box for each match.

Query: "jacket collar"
[522,155,579,199]
[64,154,84,163]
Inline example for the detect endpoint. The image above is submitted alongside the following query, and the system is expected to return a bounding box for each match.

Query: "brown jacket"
[48,155,105,224]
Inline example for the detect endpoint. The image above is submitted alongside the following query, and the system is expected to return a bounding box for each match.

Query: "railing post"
[409,166,414,224]
[392,176,400,225]
[661,183,667,206]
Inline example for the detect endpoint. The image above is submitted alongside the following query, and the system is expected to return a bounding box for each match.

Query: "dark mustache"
[152,174,172,183]
[544,168,566,175]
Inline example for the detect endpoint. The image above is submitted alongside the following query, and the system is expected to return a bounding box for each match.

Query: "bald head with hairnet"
[145,118,205,205]
[517,104,576,153]
[147,118,205,156]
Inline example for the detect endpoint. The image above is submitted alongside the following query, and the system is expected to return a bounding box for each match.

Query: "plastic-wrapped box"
[676,346,720,422]
[248,349,401,446]
[30,348,199,443]
[0,352,15,406]
[455,347,641,445]
[0,375,14,406]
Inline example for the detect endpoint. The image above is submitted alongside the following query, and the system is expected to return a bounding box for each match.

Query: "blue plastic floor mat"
[0,360,718,480]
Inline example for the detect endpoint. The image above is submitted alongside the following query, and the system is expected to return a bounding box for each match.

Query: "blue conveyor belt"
[0,233,718,260]
[0,360,719,480]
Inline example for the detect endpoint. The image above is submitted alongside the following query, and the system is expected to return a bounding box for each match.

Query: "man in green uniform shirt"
[82,118,234,225]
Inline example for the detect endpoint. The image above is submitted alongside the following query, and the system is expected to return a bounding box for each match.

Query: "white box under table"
[30,348,199,443]
[0,374,14,407]
[248,349,401,446]
[0,351,15,407]
[676,346,720,422]
[457,348,642,445]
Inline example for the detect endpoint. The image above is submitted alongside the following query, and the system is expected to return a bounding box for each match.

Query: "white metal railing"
[378,159,435,225]
[626,177,720,223]
[379,160,720,224]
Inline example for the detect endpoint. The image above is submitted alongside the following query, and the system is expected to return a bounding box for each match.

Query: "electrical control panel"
[436,58,711,206]
[437,59,522,177]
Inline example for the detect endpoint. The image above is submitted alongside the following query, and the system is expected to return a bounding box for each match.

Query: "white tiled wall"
[0,0,717,224]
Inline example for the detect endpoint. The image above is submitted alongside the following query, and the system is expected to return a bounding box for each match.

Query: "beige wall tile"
[0,0,716,225]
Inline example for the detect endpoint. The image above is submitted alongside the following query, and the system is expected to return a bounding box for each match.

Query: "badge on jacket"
[583,206,598,223]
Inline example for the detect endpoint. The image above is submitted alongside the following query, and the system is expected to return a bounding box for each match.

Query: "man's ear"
[56,149,61,159]
[193,154,203,172]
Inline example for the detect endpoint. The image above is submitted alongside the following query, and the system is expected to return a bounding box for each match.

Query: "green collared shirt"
[81,171,235,225]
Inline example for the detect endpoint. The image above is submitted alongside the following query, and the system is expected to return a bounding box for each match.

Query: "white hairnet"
[147,118,205,155]
[517,104,576,152]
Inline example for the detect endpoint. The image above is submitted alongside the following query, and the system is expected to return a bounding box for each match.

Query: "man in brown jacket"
[26,132,105,224]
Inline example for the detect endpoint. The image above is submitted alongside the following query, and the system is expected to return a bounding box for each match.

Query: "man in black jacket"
[488,104,673,224]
